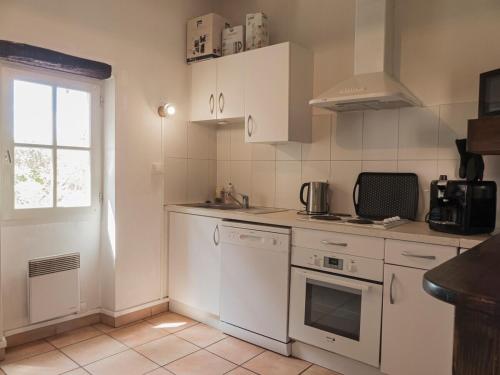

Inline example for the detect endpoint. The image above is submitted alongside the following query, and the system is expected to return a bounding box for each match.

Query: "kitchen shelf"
[467,116,500,154]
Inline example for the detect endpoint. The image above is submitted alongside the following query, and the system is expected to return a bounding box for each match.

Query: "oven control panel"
[292,246,384,282]
[324,256,343,270]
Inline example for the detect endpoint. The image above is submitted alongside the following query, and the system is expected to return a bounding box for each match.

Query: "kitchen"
[1,0,500,374]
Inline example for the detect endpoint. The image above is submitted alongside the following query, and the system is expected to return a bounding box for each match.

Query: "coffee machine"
[428,139,497,235]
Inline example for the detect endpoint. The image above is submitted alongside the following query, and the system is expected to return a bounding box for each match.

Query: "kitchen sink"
[179,203,288,215]
[180,203,241,210]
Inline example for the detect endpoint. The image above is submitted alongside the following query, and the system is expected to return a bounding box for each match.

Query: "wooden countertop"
[424,234,500,316]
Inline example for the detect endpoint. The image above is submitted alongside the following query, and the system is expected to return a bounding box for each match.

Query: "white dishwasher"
[220,220,291,355]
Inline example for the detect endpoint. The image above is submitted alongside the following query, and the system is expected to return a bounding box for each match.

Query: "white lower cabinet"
[168,212,221,316]
[381,264,454,375]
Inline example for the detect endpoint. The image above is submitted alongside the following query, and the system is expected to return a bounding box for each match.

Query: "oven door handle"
[296,268,371,292]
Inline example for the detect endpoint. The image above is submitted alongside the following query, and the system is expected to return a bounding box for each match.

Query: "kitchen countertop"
[166,205,491,248]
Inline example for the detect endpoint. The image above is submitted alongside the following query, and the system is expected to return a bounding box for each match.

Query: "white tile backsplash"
[331,112,363,160]
[276,142,302,161]
[330,161,362,215]
[165,120,188,158]
[276,161,302,209]
[362,109,399,160]
[187,159,212,203]
[398,106,439,160]
[301,115,331,161]
[251,161,276,207]
[165,158,188,204]
[188,122,217,160]
[438,102,477,160]
[213,103,496,219]
[230,124,252,160]
[301,161,330,183]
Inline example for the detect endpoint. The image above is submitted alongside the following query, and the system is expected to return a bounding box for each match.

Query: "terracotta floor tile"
[243,351,310,375]
[145,368,172,375]
[134,335,199,366]
[206,337,265,365]
[84,349,158,375]
[47,326,102,348]
[1,350,78,375]
[146,313,197,334]
[226,368,255,375]
[165,350,236,375]
[63,369,90,375]
[302,365,343,375]
[109,321,169,347]
[3,340,55,365]
[60,335,127,366]
[91,324,116,334]
[174,324,226,348]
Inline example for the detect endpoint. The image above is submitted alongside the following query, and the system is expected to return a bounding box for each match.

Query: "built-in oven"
[289,246,383,367]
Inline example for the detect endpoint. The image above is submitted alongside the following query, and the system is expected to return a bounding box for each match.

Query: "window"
[1,66,101,218]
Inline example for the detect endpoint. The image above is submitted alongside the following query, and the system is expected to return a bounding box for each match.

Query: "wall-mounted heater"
[28,252,80,323]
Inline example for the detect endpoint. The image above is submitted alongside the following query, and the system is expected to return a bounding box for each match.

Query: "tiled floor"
[0,312,342,375]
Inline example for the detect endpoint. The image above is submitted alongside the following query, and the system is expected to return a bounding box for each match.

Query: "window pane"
[56,87,91,147]
[14,80,53,145]
[57,150,91,207]
[14,147,53,209]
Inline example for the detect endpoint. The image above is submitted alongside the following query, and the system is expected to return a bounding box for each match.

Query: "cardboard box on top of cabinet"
[222,25,244,56]
[245,12,269,51]
[187,13,229,64]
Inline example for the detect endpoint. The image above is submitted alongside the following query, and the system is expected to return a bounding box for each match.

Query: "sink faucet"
[227,192,250,209]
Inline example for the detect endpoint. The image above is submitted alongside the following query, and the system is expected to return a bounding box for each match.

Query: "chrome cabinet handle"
[213,224,220,246]
[321,240,348,247]
[401,251,436,260]
[209,94,215,114]
[218,92,224,113]
[247,115,253,137]
[5,149,12,164]
[389,273,395,304]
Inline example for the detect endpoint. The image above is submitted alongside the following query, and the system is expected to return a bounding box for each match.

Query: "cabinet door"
[190,60,217,122]
[216,53,244,120]
[244,43,289,143]
[381,265,453,375]
[168,213,221,316]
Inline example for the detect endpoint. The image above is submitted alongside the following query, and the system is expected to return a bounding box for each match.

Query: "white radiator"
[28,253,80,323]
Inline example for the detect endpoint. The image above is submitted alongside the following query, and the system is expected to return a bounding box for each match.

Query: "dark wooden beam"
[0,40,111,80]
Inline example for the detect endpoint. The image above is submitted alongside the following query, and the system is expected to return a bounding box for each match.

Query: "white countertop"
[166,205,491,249]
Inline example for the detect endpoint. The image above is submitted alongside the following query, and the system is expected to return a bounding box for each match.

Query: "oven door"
[289,267,382,367]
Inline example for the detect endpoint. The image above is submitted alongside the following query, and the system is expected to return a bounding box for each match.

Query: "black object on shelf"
[456,138,484,181]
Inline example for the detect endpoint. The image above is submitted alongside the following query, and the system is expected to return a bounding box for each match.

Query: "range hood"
[310,0,421,112]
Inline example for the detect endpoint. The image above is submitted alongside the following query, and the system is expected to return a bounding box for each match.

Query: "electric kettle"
[300,181,329,214]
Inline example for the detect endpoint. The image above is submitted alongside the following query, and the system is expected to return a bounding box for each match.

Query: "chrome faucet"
[227,192,250,209]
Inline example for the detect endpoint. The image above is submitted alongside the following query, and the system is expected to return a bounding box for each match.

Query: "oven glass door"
[289,267,383,367]
[305,278,362,341]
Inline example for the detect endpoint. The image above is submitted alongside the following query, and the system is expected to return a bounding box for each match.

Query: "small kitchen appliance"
[428,177,496,235]
[300,181,329,215]
[428,139,497,235]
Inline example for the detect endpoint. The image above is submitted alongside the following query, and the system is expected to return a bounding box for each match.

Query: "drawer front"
[292,228,384,259]
[385,239,457,270]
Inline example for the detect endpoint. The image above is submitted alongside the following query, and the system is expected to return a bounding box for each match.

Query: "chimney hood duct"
[310,0,421,112]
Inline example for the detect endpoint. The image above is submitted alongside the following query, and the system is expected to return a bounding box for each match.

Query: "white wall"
[214,0,500,221]
[0,0,215,329]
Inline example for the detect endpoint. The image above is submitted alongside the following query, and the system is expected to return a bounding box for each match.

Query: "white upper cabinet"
[190,54,244,123]
[216,53,245,121]
[244,42,312,143]
[189,42,313,143]
[190,59,217,122]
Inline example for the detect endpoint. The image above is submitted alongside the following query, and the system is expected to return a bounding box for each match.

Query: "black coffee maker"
[428,139,497,235]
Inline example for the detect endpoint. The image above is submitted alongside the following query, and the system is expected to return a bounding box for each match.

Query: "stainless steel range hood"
[310,0,421,112]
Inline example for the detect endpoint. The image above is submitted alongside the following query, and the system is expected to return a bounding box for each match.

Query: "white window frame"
[0,64,102,221]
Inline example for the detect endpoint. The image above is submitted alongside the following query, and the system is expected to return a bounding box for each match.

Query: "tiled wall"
[164,120,217,204]
[215,102,500,221]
